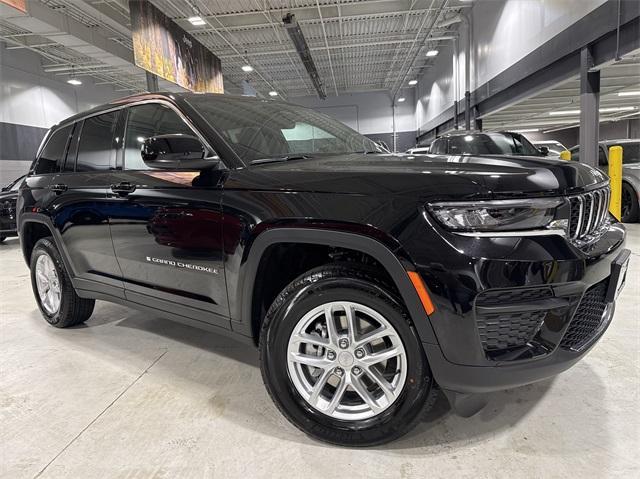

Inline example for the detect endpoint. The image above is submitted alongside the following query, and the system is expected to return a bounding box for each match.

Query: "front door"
[107,103,229,328]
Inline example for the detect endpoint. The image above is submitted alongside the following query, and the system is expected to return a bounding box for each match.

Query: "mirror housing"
[538,146,549,156]
[141,134,219,170]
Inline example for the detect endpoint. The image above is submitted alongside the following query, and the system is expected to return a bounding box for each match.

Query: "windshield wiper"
[251,154,313,165]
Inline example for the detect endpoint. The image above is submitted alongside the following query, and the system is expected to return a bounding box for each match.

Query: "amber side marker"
[407,271,436,316]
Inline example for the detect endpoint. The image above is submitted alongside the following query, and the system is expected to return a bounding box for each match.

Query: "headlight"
[427,198,565,232]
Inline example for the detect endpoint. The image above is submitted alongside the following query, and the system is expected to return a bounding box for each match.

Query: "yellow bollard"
[609,145,623,221]
[560,150,571,161]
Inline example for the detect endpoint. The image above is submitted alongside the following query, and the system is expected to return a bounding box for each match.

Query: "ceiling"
[482,49,640,134]
[0,0,467,99]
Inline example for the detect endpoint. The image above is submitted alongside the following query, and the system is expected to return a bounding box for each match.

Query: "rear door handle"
[110,182,137,195]
[50,183,68,193]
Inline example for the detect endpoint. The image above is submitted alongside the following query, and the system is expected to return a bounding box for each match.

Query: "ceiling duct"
[282,13,326,99]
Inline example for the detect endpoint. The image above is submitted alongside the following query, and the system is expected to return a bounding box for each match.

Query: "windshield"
[447,133,543,156]
[187,97,380,163]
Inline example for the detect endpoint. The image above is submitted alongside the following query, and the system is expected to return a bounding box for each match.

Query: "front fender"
[233,226,438,346]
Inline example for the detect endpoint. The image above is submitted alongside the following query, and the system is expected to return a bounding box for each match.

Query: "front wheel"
[259,264,436,446]
[621,182,639,223]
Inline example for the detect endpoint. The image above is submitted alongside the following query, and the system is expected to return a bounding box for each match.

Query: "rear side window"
[124,104,193,170]
[34,125,72,175]
[76,111,118,172]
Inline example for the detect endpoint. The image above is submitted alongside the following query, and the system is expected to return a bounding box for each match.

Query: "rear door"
[107,102,229,328]
[49,111,124,298]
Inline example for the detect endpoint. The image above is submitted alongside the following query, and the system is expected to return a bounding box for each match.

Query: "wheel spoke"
[324,375,348,414]
[324,305,339,345]
[344,304,358,343]
[360,346,403,367]
[355,326,388,348]
[289,351,332,370]
[290,332,330,348]
[365,366,395,402]
[308,369,332,407]
[350,375,382,414]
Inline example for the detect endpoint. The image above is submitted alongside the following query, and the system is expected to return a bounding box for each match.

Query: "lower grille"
[477,310,546,351]
[560,281,609,351]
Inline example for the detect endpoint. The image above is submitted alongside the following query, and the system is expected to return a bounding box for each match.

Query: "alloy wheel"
[35,253,61,315]
[286,301,407,421]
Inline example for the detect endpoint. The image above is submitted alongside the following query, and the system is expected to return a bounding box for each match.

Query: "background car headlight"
[427,198,565,232]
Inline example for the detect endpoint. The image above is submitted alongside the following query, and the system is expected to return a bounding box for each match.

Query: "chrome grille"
[569,187,610,241]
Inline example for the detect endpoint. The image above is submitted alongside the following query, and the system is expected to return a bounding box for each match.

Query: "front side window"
[124,104,194,170]
[186,97,379,163]
[598,147,608,166]
[430,139,447,155]
[621,144,640,164]
[34,125,72,175]
[76,112,118,172]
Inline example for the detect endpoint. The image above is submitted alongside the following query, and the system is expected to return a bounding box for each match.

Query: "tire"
[0,236,5,243]
[30,237,95,328]
[259,264,437,446]
[621,182,639,223]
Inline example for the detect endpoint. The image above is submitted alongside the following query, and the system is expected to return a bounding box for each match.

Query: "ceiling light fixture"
[268,91,278,97]
[67,78,82,86]
[426,50,439,57]
[397,97,406,103]
[550,106,636,116]
[408,80,418,85]
[513,128,539,133]
[618,91,640,97]
[241,65,254,72]
[188,16,206,26]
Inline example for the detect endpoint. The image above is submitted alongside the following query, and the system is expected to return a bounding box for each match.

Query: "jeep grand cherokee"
[18,93,629,446]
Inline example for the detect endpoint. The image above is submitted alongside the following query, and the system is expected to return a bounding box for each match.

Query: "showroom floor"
[1,228,639,479]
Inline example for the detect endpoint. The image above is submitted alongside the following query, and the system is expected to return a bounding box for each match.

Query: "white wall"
[416,0,608,132]
[0,44,122,129]
[293,89,416,135]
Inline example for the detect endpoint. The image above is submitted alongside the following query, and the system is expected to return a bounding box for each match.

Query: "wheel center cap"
[338,351,354,368]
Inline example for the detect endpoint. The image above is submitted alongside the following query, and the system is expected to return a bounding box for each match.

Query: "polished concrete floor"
[1,227,639,479]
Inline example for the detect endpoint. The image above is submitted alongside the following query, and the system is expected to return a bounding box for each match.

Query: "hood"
[226,153,608,201]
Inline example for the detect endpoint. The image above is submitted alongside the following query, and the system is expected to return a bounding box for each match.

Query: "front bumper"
[403,220,628,395]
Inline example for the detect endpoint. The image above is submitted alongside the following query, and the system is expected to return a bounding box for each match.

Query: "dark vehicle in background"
[532,140,568,158]
[430,131,550,157]
[569,139,640,223]
[17,93,629,446]
[0,175,24,242]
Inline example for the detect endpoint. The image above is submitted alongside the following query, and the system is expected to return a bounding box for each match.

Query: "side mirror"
[141,134,219,170]
[538,146,549,156]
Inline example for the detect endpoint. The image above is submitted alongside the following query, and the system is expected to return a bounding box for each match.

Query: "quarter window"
[34,125,72,175]
[76,112,118,172]
[124,104,194,170]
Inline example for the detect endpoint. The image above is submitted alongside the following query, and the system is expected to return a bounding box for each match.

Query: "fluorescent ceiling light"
[408,80,418,85]
[550,106,636,116]
[600,106,636,113]
[549,109,580,116]
[513,128,539,133]
[241,65,254,72]
[67,78,82,85]
[618,91,640,97]
[397,97,406,102]
[188,16,206,26]
[268,91,278,97]
[426,50,439,57]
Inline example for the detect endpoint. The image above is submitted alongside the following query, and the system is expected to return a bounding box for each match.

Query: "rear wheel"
[260,264,436,446]
[30,237,95,328]
[621,182,639,223]
[0,236,5,243]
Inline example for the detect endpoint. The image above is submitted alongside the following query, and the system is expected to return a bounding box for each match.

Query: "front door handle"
[110,182,137,195]
[50,183,68,194]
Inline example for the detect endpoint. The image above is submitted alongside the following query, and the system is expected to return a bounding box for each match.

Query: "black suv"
[18,93,629,446]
